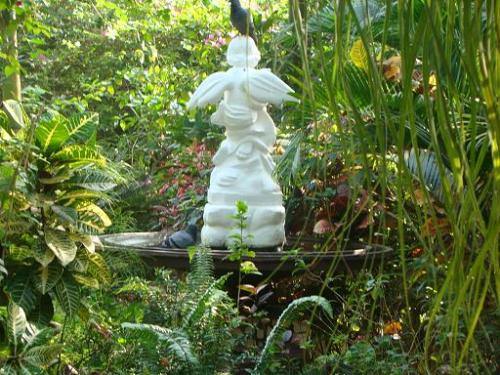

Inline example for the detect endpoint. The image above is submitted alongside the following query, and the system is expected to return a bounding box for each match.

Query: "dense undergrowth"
[0,0,499,374]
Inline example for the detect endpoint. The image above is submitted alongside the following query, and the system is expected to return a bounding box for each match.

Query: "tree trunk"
[1,10,22,101]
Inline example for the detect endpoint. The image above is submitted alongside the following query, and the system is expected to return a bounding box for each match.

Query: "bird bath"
[99,37,395,272]
[99,232,393,275]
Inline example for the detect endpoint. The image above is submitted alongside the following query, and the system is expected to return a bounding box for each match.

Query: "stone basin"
[99,232,393,275]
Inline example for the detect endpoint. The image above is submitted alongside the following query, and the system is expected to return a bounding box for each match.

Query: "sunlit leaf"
[45,229,77,266]
[350,39,368,71]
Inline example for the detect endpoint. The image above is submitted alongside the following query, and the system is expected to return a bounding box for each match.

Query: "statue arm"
[186,72,231,109]
[246,69,300,106]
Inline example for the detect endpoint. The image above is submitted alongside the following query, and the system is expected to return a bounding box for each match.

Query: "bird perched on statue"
[229,0,257,43]
[161,223,198,249]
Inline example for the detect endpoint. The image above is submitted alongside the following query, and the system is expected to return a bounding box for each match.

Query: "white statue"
[187,36,298,248]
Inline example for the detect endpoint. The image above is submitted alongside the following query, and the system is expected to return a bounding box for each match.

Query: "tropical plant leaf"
[21,344,63,368]
[0,364,17,375]
[5,272,37,313]
[67,169,117,192]
[70,233,95,253]
[64,113,97,145]
[23,327,57,351]
[56,189,111,204]
[74,218,103,235]
[77,203,111,227]
[67,250,89,273]
[45,228,77,266]
[350,38,369,71]
[51,145,105,165]
[6,302,27,352]
[32,245,55,268]
[50,205,77,225]
[255,296,333,372]
[86,252,111,285]
[33,263,63,295]
[0,258,8,283]
[35,111,69,155]
[73,273,100,289]
[38,173,72,185]
[3,99,25,129]
[55,274,80,317]
[27,294,54,326]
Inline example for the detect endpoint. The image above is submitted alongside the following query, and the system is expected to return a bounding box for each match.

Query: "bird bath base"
[99,232,393,275]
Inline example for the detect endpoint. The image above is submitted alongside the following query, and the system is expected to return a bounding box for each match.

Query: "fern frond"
[187,246,214,298]
[255,296,333,373]
[122,323,199,368]
[182,274,230,329]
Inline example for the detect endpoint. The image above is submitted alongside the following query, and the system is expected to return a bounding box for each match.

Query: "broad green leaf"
[50,205,77,225]
[87,252,111,285]
[52,145,104,164]
[404,148,455,203]
[21,344,63,368]
[3,99,25,129]
[64,113,97,145]
[70,233,95,253]
[39,173,72,185]
[78,203,112,227]
[5,272,37,313]
[7,302,27,351]
[56,189,111,204]
[27,294,54,326]
[75,219,103,235]
[0,258,8,283]
[67,170,117,192]
[35,112,69,155]
[55,274,80,317]
[67,250,89,273]
[33,245,55,267]
[33,263,63,294]
[73,273,100,289]
[23,327,57,351]
[45,229,77,266]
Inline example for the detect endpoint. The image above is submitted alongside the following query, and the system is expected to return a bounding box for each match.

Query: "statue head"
[226,36,260,68]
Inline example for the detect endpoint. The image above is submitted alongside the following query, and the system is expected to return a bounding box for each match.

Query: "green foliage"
[0,102,124,372]
[278,0,500,373]
[1,0,498,373]
[119,247,241,374]
[302,337,415,375]
[0,302,62,374]
[255,295,333,373]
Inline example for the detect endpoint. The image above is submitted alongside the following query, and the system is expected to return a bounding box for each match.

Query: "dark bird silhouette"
[229,0,257,42]
[161,224,198,249]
